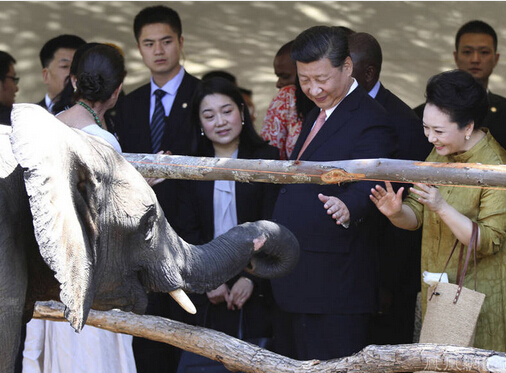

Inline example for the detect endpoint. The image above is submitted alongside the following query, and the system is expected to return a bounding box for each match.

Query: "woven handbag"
[417,222,485,373]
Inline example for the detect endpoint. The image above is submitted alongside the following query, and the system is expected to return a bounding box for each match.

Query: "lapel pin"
[182,103,188,109]
[491,106,497,113]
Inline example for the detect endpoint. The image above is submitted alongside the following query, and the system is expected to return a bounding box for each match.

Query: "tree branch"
[123,154,506,189]
[33,301,506,373]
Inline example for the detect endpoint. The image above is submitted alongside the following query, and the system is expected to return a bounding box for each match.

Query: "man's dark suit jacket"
[371,84,426,344]
[115,71,200,155]
[376,84,432,161]
[0,104,11,125]
[413,91,506,150]
[36,98,47,111]
[114,71,200,225]
[271,84,397,315]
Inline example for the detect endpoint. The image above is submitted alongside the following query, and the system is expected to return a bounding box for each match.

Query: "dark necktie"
[151,89,166,153]
[297,110,326,160]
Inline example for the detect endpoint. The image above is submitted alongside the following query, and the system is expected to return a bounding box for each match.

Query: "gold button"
[491,106,497,113]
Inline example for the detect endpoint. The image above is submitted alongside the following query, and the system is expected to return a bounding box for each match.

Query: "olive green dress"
[404,129,506,352]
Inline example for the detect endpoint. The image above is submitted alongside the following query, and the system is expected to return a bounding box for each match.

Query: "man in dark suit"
[270,26,397,360]
[115,5,199,225]
[36,34,86,113]
[0,51,18,126]
[348,32,427,346]
[414,20,506,149]
[113,5,199,373]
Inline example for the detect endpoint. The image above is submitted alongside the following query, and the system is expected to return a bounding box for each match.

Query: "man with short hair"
[414,20,506,148]
[37,34,86,113]
[115,5,199,159]
[270,26,396,360]
[348,32,427,346]
[349,32,430,161]
[273,40,297,89]
[114,5,199,372]
[0,51,19,125]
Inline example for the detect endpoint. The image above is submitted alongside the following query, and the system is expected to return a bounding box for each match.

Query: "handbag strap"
[429,238,460,301]
[429,221,479,303]
[454,221,479,303]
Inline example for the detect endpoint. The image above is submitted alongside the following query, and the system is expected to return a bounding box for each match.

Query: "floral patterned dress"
[260,85,302,160]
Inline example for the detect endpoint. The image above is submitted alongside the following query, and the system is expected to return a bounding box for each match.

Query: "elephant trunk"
[174,220,299,295]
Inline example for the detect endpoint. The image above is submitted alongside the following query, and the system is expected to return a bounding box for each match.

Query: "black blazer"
[176,143,280,245]
[114,71,200,225]
[484,92,506,149]
[36,98,48,111]
[0,104,11,125]
[374,84,425,300]
[271,84,397,315]
[114,71,200,155]
[376,84,431,161]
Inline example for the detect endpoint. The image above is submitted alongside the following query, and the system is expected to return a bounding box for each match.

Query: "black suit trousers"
[272,305,370,360]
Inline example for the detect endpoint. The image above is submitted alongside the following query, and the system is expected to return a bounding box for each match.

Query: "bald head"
[348,32,382,92]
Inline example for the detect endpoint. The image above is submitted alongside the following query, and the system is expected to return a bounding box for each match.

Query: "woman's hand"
[145,150,172,187]
[369,181,404,218]
[206,284,229,305]
[227,277,254,310]
[318,193,350,226]
[409,183,447,213]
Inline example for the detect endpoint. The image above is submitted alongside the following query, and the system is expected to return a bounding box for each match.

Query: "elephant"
[0,104,299,372]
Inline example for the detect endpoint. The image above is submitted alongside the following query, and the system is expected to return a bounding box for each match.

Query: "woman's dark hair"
[189,77,267,156]
[52,42,100,114]
[52,43,126,114]
[294,75,316,120]
[75,44,126,103]
[425,69,489,129]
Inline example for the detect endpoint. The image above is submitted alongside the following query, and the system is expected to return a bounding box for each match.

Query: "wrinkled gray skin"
[0,104,299,372]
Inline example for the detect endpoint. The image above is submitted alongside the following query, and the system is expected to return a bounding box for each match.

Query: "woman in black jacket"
[175,77,279,340]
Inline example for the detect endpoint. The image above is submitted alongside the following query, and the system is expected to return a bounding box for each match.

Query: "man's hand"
[319,193,350,227]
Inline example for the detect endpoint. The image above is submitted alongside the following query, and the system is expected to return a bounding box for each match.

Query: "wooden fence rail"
[34,301,506,373]
[124,154,506,189]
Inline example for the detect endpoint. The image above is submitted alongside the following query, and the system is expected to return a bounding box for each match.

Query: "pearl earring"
[465,135,470,140]
[200,128,204,136]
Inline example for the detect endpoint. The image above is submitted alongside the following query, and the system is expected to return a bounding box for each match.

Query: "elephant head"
[9,104,299,331]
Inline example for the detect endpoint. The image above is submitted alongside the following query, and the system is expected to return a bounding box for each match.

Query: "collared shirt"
[368,80,381,99]
[149,65,185,122]
[312,78,359,130]
[213,148,239,238]
[45,94,54,113]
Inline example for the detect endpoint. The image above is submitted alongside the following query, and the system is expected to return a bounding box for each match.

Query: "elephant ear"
[9,104,102,331]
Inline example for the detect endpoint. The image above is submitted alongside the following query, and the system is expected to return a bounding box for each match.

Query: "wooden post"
[34,301,506,373]
[124,154,506,189]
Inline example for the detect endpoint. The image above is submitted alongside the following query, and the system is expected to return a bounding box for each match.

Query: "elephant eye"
[142,206,157,241]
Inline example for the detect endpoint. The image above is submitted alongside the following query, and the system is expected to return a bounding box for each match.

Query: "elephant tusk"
[169,289,197,314]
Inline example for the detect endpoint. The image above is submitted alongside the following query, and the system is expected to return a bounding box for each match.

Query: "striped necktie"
[150,89,166,153]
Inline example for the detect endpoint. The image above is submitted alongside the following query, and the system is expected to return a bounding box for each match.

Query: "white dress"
[22,123,136,373]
